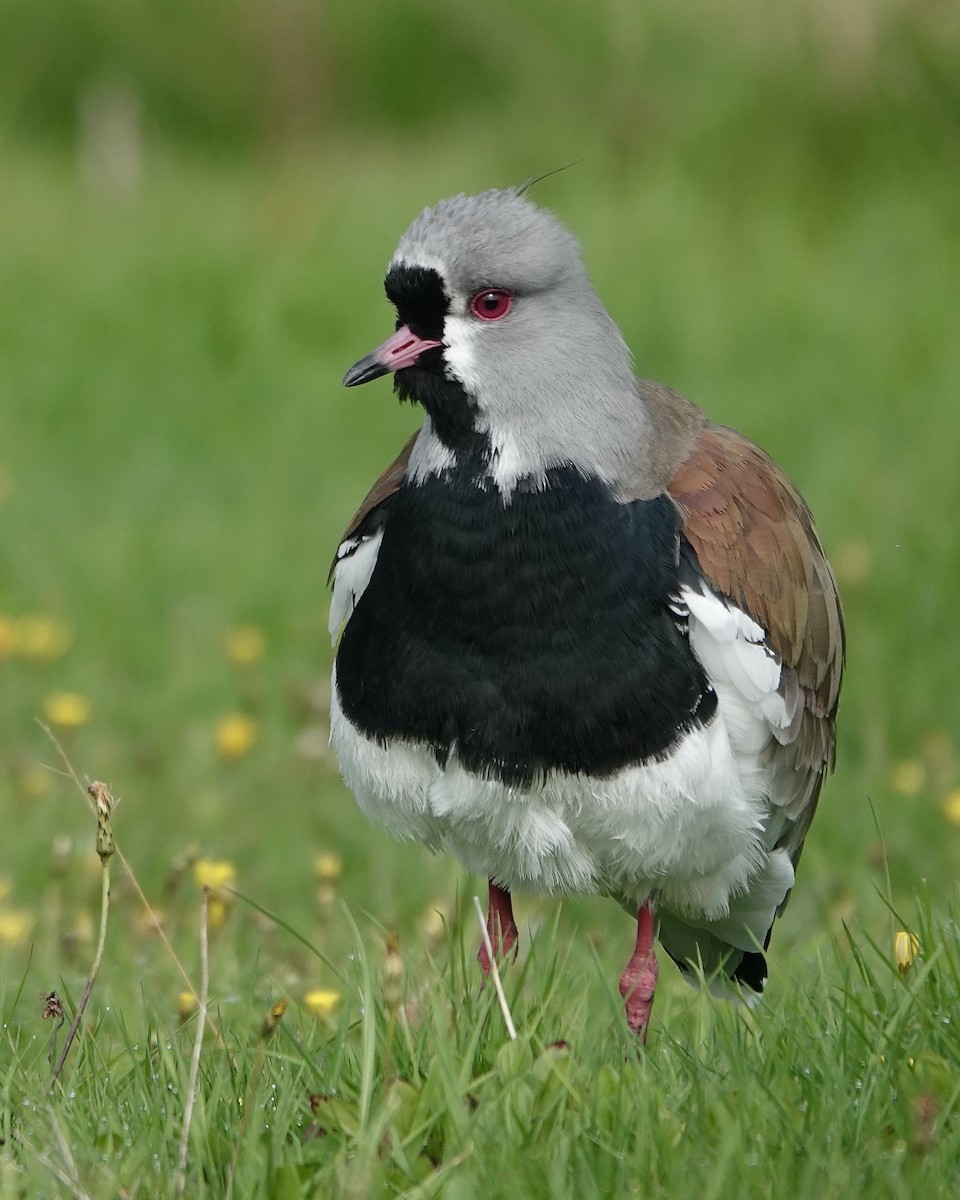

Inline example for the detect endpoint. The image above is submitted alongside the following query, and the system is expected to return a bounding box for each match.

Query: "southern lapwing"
[329,189,843,1040]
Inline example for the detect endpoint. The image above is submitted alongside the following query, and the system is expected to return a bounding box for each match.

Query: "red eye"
[469,288,513,321]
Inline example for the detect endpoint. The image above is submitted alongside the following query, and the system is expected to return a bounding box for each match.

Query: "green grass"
[1,117,960,1195]
[4,885,960,1198]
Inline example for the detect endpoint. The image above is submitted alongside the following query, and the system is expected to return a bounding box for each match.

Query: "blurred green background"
[1,0,959,984]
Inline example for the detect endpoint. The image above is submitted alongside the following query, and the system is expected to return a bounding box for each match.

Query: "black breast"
[335,460,716,787]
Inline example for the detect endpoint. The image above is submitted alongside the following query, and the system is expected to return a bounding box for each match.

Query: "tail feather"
[655,846,794,1003]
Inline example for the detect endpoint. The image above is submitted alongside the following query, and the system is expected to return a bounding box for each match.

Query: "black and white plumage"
[329,189,844,1038]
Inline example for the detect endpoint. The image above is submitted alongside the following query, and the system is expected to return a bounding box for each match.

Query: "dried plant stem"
[38,722,225,1044]
[473,895,517,1041]
[16,1132,93,1200]
[48,786,114,1090]
[47,1111,93,1200]
[176,887,210,1199]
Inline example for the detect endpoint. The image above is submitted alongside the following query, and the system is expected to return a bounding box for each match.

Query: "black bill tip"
[342,354,389,388]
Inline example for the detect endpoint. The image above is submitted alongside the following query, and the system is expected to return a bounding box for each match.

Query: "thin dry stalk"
[48,783,114,1090]
[17,1134,93,1200]
[38,722,225,1044]
[472,895,517,1040]
[47,1111,93,1200]
[176,887,210,1198]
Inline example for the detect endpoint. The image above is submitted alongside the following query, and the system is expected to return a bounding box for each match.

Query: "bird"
[328,188,843,1040]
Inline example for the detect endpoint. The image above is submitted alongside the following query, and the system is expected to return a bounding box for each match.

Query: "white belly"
[330,672,772,921]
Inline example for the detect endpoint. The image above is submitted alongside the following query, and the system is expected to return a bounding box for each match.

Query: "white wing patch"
[328,531,383,645]
[683,584,792,739]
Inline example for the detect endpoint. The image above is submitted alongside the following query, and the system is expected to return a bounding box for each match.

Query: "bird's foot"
[620,902,659,1042]
[477,880,519,976]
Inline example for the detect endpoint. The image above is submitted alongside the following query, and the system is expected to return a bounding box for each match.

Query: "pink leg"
[619,901,659,1042]
[477,881,519,976]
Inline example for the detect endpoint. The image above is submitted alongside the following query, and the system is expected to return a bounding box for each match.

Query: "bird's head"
[343,189,646,494]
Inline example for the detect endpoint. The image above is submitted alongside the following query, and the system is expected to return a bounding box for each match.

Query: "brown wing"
[668,423,845,859]
[328,430,419,581]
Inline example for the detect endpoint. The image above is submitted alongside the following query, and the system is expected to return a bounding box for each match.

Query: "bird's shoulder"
[666,420,844,738]
[329,429,419,579]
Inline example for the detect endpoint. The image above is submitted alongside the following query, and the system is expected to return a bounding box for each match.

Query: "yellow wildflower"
[178,991,198,1021]
[193,859,236,893]
[194,858,236,929]
[314,852,342,913]
[215,713,258,760]
[224,624,266,667]
[0,909,34,948]
[314,853,343,883]
[17,767,52,799]
[890,760,924,797]
[942,791,960,826]
[207,896,230,929]
[894,930,920,976]
[304,989,340,1018]
[0,614,19,658]
[43,691,91,729]
[17,615,70,663]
